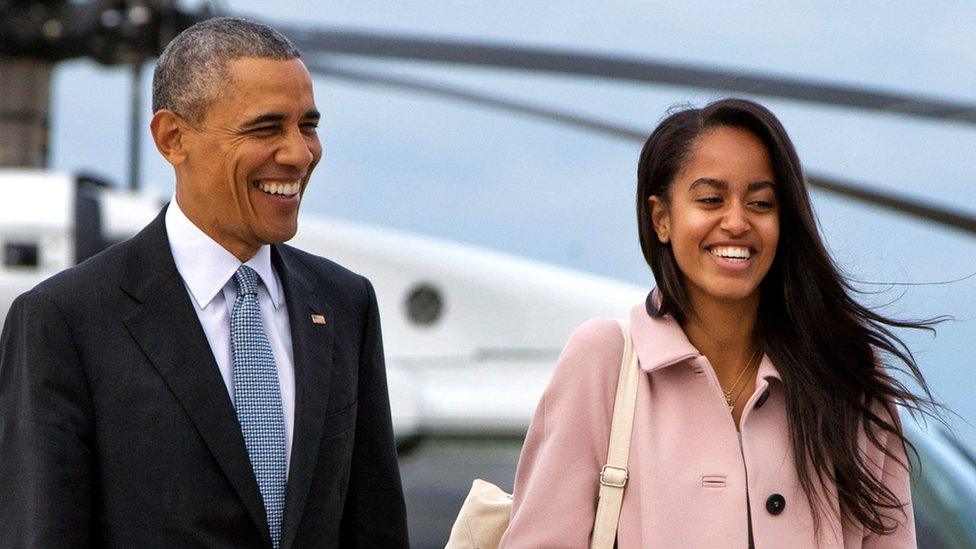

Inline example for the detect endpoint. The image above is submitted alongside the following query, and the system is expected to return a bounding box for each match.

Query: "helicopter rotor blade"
[306,59,647,141]
[281,25,976,126]
[305,59,976,236]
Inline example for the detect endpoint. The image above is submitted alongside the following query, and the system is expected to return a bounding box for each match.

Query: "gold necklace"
[723,345,761,413]
[729,365,758,413]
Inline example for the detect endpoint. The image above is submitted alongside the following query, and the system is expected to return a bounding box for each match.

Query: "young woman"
[500,98,933,547]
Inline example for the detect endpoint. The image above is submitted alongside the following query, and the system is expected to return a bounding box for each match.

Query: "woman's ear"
[648,195,670,244]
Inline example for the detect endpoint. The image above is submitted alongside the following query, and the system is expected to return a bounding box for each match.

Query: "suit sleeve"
[0,290,95,548]
[862,405,917,548]
[338,277,409,547]
[500,318,623,549]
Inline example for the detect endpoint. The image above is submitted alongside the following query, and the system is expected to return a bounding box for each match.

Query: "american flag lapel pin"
[311,314,327,325]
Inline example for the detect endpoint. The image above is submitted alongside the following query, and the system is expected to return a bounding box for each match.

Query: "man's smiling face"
[176,56,322,260]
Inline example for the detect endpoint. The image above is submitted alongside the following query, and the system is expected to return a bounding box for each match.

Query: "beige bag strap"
[590,318,641,549]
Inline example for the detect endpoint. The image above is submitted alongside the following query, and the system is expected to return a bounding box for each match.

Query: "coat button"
[754,390,771,409]
[766,493,786,515]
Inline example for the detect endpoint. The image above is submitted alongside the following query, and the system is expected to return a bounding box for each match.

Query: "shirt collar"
[629,289,782,382]
[165,197,282,310]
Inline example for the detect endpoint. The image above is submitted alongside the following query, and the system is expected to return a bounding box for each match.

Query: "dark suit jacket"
[0,208,409,548]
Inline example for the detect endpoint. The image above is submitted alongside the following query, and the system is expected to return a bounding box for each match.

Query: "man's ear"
[648,195,671,244]
[150,109,189,166]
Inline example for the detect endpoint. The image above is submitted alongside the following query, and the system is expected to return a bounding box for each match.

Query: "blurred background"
[3,1,975,546]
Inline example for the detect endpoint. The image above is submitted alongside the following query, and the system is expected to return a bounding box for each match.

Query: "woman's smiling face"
[649,125,779,307]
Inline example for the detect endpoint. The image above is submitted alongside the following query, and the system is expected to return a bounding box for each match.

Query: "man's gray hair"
[152,17,301,123]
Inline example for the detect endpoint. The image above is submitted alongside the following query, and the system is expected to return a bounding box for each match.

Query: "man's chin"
[261,232,298,245]
[253,220,300,245]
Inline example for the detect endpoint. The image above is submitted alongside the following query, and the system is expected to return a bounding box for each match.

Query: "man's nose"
[275,128,315,170]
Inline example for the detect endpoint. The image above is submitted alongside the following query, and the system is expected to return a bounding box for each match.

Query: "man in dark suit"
[0,17,408,548]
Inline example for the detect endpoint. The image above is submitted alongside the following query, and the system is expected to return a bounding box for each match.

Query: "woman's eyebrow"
[688,178,775,191]
[689,177,727,190]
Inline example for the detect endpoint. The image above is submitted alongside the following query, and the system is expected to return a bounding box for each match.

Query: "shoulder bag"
[445,318,641,549]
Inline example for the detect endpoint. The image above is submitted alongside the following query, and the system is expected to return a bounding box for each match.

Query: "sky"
[48,2,976,444]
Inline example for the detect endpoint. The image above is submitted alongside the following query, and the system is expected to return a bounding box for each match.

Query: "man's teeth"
[257,181,300,196]
[709,246,752,260]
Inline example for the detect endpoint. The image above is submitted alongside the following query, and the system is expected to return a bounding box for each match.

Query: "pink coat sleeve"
[862,405,917,548]
[499,318,624,548]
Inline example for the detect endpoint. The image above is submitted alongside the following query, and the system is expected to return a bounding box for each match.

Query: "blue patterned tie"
[231,265,287,548]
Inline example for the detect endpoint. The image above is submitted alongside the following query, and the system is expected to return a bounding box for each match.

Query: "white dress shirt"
[165,197,295,474]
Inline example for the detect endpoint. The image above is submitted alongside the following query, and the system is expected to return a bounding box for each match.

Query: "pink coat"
[499,301,915,548]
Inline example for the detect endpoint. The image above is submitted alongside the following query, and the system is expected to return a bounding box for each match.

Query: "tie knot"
[233,265,260,296]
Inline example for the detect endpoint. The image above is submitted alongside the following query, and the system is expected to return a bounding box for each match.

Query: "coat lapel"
[273,245,335,549]
[119,208,272,545]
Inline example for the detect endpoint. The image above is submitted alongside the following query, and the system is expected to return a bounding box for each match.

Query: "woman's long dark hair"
[636,98,941,534]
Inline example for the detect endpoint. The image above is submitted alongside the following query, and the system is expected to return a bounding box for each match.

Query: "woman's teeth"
[257,181,300,196]
[709,246,752,260]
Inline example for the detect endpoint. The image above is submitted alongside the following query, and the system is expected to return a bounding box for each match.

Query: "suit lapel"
[119,208,272,545]
[273,245,335,549]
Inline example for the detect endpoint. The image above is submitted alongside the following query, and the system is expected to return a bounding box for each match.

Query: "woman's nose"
[721,203,750,235]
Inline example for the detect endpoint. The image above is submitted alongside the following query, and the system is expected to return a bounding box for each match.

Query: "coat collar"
[629,289,782,383]
[271,244,336,549]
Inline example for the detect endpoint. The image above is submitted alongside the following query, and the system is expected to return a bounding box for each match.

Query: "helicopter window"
[3,242,39,268]
[405,283,443,326]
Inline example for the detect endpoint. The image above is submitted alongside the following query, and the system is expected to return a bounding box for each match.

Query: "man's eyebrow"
[241,113,286,127]
[240,110,320,128]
